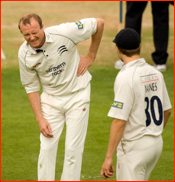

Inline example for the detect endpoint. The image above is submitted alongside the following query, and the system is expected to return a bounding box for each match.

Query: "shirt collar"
[26,29,53,54]
[44,29,53,43]
[121,58,146,71]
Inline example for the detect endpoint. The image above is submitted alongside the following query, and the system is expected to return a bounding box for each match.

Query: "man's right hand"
[27,92,54,138]
[37,118,53,138]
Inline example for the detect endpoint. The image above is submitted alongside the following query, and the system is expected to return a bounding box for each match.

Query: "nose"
[30,35,36,41]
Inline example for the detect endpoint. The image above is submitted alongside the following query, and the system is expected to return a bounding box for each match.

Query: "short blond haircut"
[18,13,42,30]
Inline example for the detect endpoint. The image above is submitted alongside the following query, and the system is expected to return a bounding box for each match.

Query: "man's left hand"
[77,55,94,77]
[101,157,114,179]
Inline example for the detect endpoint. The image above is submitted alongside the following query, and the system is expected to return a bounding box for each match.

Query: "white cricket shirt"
[18,18,97,96]
[108,58,171,141]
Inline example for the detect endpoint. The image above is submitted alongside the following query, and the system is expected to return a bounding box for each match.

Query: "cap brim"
[113,39,116,43]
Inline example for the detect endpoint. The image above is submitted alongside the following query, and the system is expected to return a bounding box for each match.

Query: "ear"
[116,46,121,54]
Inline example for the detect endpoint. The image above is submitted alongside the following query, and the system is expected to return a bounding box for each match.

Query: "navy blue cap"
[113,28,140,50]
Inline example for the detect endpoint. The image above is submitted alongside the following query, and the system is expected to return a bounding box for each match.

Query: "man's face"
[20,18,45,48]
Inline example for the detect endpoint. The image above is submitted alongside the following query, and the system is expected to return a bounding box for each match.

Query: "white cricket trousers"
[38,83,90,181]
[116,135,163,181]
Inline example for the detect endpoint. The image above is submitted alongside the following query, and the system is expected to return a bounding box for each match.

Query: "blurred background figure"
[1,49,6,59]
[115,1,173,71]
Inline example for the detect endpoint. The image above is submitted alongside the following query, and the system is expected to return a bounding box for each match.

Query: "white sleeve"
[18,55,40,94]
[108,75,134,121]
[162,77,172,111]
[47,18,97,44]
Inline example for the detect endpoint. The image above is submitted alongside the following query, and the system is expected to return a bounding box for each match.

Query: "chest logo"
[57,45,68,56]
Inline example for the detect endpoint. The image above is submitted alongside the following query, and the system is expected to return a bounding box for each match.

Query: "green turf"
[1,1,174,181]
[1,66,174,181]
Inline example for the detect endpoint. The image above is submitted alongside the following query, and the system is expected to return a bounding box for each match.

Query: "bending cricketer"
[101,28,171,181]
[18,13,104,181]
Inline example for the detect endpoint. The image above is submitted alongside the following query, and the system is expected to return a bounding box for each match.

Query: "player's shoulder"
[142,63,164,78]
[118,62,136,79]
[45,18,96,34]
[45,24,63,34]
[45,19,85,33]
[45,22,77,40]
[117,59,163,84]
[18,41,28,58]
[115,67,133,86]
[133,61,165,86]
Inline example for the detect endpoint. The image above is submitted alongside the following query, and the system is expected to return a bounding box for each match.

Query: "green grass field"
[1,1,174,181]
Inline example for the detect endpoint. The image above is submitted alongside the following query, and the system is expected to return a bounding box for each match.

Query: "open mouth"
[31,39,38,43]
[30,39,39,47]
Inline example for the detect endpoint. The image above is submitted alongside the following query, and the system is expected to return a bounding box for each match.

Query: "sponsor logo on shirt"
[140,74,159,83]
[75,21,83,29]
[111,101,123,109]
[140,74,159,93]
[46,62,66,77]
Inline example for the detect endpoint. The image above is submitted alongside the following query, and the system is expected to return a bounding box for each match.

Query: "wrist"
[36,114,44,123]
[87,52,96,61]
[105,154,113,159]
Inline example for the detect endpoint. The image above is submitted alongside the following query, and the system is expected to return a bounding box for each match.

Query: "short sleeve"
[46,18,97,44]
[162,77,172,111]
[18,55,40,93]
[108,75,134,121]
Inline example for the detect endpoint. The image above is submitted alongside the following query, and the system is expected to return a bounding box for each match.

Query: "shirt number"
[145,96,163,127]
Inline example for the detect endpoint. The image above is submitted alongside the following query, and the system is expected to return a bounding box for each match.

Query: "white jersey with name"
[108,58,171,141]
[18,18,97,96]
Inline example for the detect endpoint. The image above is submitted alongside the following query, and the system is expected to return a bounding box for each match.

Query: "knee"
[40,141,58,152]
[65,147,83,162]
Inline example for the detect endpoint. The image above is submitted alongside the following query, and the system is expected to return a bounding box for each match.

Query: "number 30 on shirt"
[145,96,163,127]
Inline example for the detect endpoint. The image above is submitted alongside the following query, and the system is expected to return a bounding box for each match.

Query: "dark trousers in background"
[125,1,169,65]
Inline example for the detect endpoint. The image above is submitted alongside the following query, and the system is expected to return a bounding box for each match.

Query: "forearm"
[164,109,171,127]
[77,19,104,77]
[28,91,53,137]
[106,118,126,159]
[87,18,104,60]
[27,91,43,122]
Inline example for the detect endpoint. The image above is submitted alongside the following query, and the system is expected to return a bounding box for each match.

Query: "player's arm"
[163,109,171,128]
[77,18,104,77]
[101,118,126,179]
[18,55,53,138]
[28,91,53,138]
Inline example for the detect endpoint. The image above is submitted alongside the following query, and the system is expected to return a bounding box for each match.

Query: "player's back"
[132,60,165,138]
[108,58,171,141]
